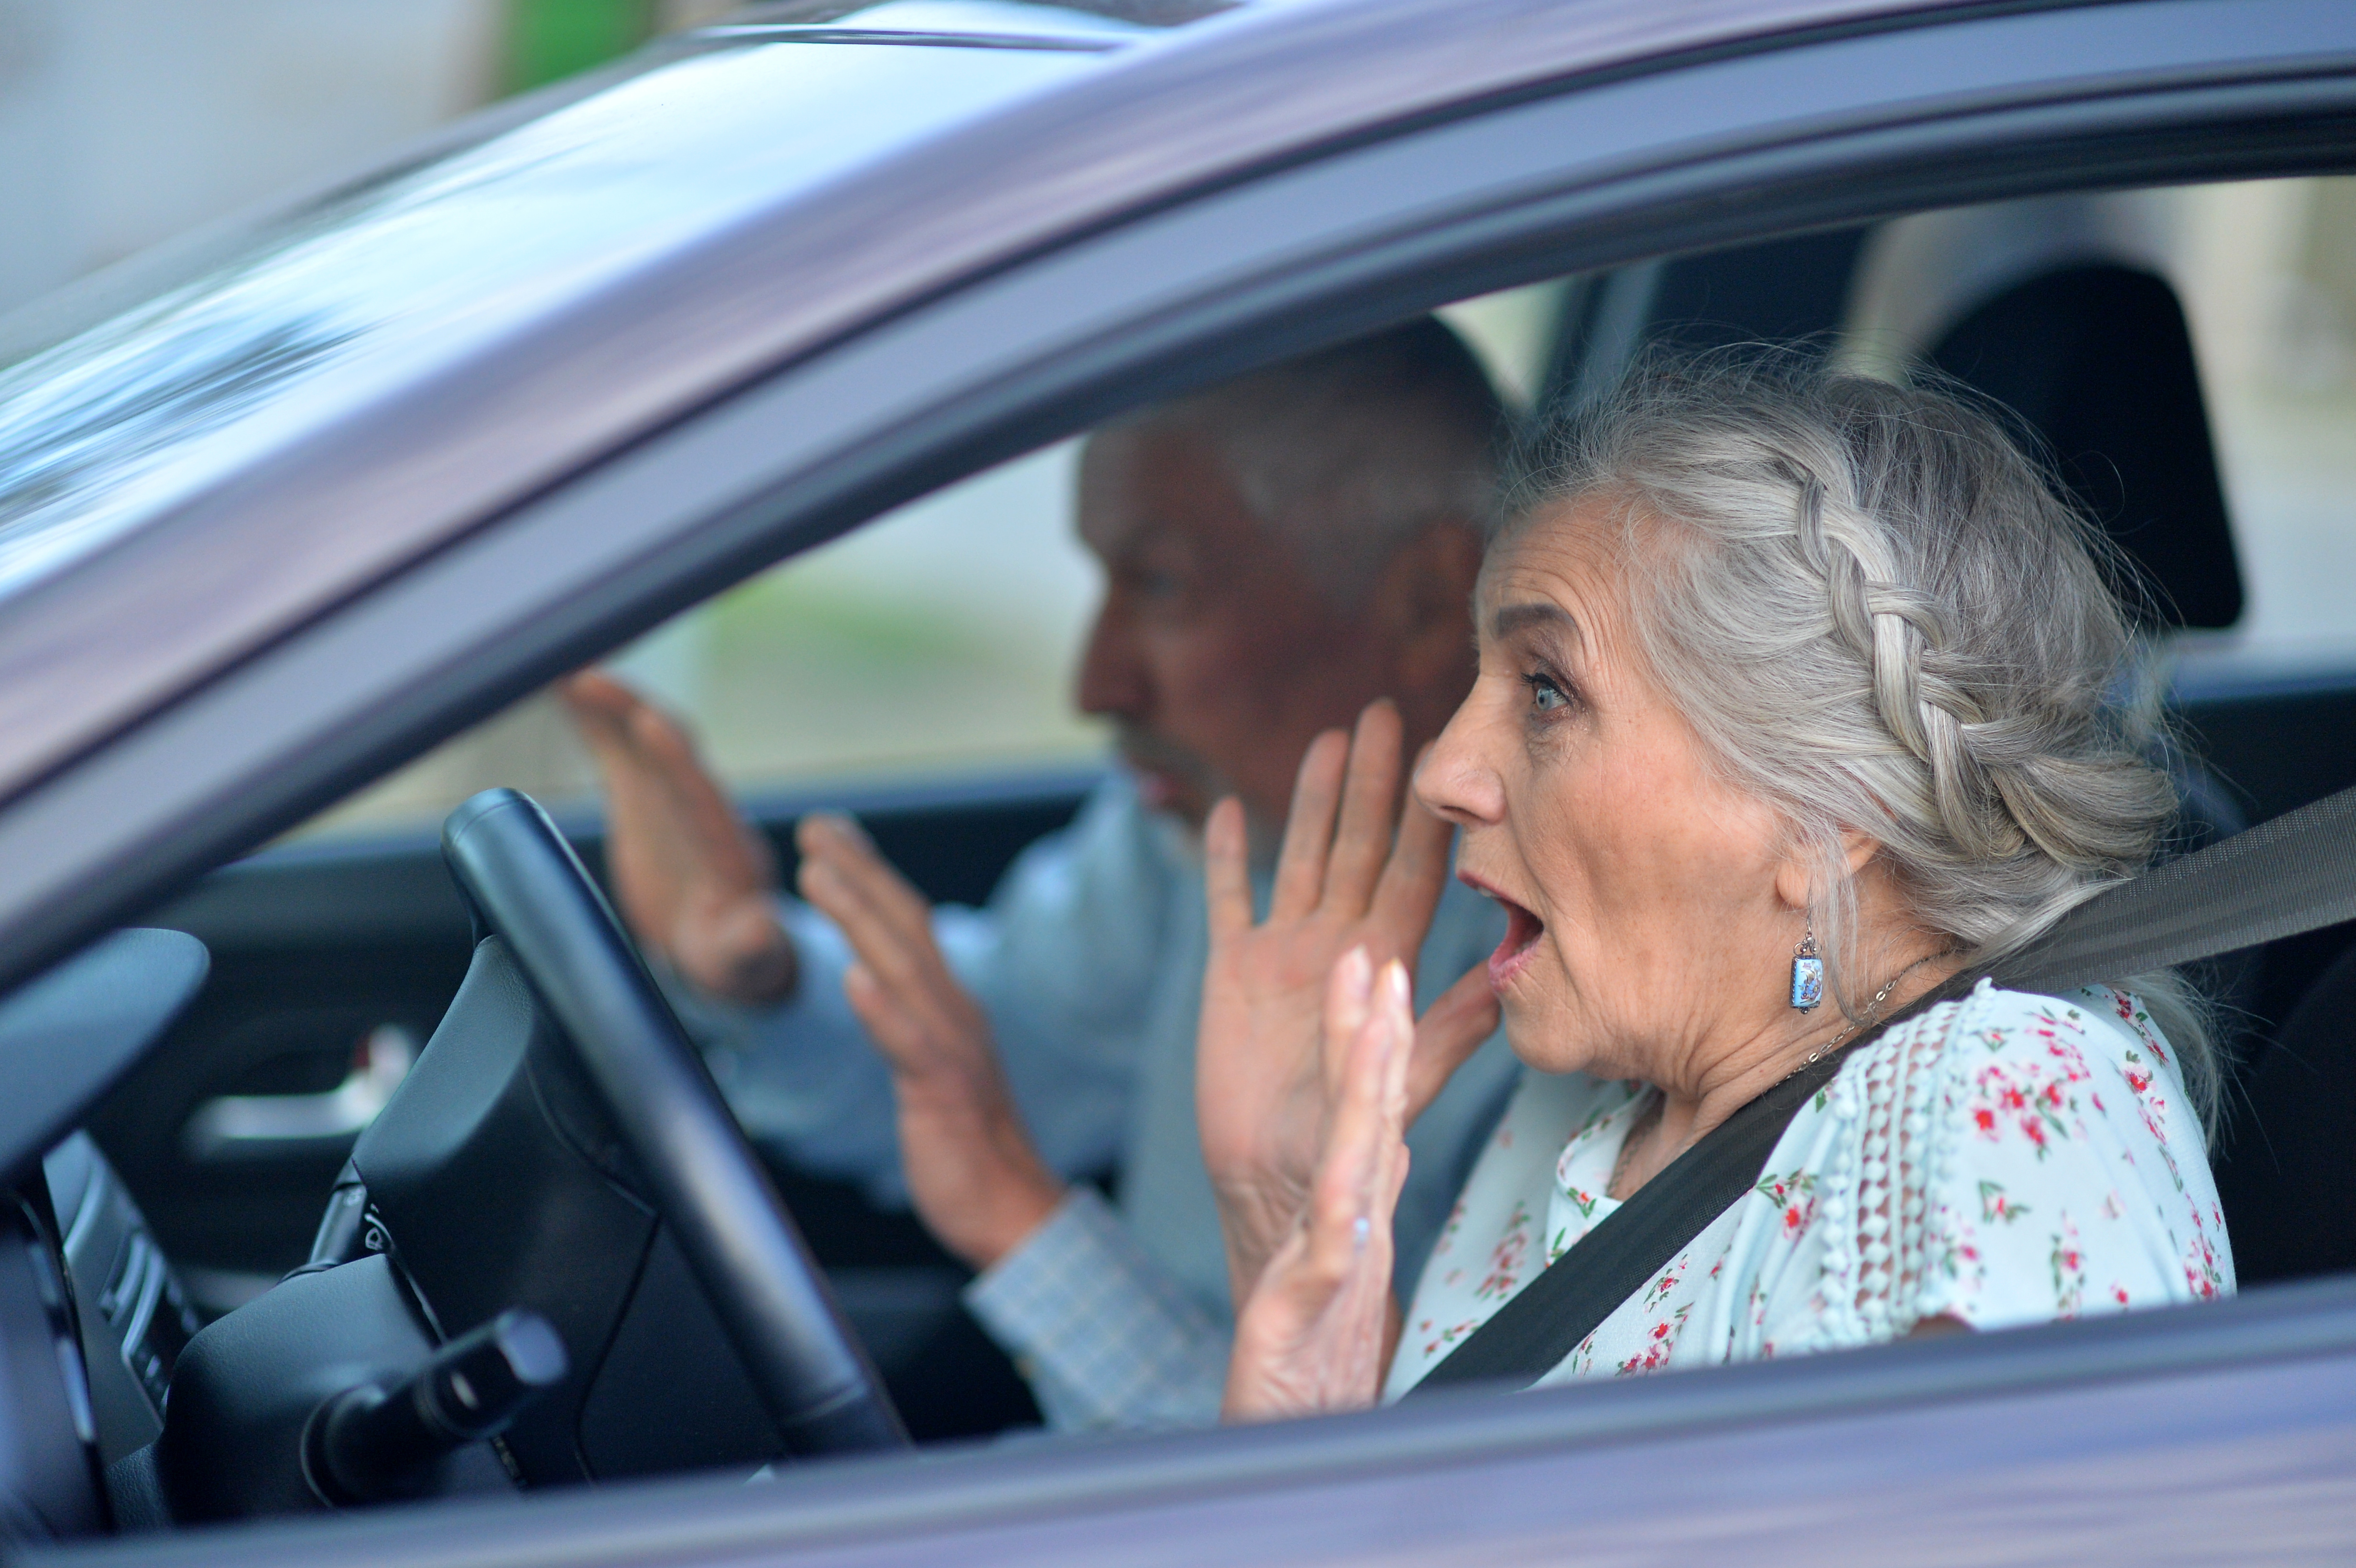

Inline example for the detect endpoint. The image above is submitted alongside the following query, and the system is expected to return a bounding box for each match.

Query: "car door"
[11,0,2356,1562]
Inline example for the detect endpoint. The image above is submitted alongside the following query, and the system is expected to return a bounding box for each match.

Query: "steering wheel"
[439,788,906,1456]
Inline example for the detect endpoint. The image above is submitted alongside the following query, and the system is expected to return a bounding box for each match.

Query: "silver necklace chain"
[1788,952,1942,1078]
[1608,951,1945,1199]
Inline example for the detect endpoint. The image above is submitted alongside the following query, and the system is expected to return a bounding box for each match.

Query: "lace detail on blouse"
[1384,981,2230,1399]
[1818,981,1978,1345]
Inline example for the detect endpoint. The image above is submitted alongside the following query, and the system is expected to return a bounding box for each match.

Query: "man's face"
[1074,423,1390,832]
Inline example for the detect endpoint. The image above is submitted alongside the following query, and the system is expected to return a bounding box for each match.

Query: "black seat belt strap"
[1406,779,2356,1394]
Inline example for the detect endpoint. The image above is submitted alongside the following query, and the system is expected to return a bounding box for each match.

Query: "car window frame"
[6,7,2356,1556]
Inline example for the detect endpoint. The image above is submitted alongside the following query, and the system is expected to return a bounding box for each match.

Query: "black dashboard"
[0,929,219,1543]
[0,1132,207,1543]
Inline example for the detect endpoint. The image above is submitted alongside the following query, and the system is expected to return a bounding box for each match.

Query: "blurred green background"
[505,0,660,93]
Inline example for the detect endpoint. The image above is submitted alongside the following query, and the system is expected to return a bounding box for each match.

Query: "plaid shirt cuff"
[964,1185,1229,1432]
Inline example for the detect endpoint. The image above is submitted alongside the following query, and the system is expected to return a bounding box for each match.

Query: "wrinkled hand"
[1198,700,1499,1310]
[796,814,1063,1270]
[560,671,798,1005]
[1224,950,1415,1422]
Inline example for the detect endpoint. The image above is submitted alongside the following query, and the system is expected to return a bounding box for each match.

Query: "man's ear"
[1373,519,1483,658]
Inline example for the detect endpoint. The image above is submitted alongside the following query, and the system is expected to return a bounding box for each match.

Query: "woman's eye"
[1523,672,1571,713]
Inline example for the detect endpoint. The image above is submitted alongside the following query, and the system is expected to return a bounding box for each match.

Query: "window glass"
[294,281,1566,839]
[1844,176,2356,682]
[299,441,1106,838]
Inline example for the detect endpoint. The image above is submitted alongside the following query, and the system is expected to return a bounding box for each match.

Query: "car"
[3,0,2356,1560]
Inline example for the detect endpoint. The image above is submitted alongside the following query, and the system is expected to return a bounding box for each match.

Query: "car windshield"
[0,23,1101,611]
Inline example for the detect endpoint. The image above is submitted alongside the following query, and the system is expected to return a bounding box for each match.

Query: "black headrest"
[1540,228,1870,410]
[1929,263,2242,630]
[1647,229,1869,352]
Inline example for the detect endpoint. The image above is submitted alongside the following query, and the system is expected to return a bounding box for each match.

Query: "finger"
[1304,962,1410,1284]
[1404,967,1502,1122]
[797,851,935,991]
[559,670,640,752]
[632,703,776,893]
[1378,959,1416,1129]
[1322,700,1406,915]
[799,815,931,950]
[798,854,972,1049]
[1365,965,1417,1282]
[1320,945,1375,1090]
[841,960,942,1072]
[1370,750,1455,940]
[1204,796,1254,944]
[1269,730,1349,923]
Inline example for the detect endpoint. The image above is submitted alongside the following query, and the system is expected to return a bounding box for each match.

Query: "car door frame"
[13,1,2356,1558]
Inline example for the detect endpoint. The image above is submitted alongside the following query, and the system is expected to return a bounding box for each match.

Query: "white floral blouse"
[1384,980,2232,1396]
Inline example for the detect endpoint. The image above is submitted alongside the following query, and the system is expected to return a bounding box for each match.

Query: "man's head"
[1074,319,1505,832]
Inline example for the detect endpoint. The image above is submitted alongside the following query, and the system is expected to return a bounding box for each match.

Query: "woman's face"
[1414,497,1810,1088]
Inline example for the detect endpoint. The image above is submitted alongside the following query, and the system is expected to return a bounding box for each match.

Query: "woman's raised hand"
[1197,699,1500,1311]
[1223,949,1416,1422]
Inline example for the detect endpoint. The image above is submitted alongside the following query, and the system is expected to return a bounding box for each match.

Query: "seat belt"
[1406,779,2356,1395]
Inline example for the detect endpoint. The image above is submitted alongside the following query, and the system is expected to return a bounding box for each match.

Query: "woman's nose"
[1413,700,1504,828]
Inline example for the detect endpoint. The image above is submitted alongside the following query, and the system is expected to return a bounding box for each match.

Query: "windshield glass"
[0,33,1096,610]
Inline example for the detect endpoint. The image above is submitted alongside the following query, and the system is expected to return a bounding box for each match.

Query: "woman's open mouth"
[1462,873,1545,991]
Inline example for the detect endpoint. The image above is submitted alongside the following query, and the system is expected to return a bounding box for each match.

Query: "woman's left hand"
[1198,700,1500,1311]
[1223,950,1416,1423]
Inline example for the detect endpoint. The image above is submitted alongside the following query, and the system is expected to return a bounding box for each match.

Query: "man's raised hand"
[796,815,1063,1270]
[560,671,798,1005]
[1197,699,1500,1313]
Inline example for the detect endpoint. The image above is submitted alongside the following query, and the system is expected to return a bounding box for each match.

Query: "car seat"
[1926,262,2244,632]
[1934,264,2356,1285]
[2216,940,2356,1283]
[1927,261,2248,849]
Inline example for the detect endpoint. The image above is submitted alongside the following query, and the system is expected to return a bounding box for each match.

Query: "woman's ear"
[1837,827,1882,876]
[1769,829,1883,911]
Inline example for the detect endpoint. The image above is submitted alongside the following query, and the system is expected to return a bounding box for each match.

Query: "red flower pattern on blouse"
[1386,986,2231,1400]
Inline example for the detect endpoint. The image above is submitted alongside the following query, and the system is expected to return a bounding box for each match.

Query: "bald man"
[567,321,1521,1431]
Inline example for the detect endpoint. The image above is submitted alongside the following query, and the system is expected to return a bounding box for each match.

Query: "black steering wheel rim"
[440,788,906,1457]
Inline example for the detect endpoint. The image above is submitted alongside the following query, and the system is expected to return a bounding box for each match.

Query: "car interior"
[12,168,2356,1534]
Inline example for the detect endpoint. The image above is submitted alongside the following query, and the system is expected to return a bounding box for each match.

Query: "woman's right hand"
[1223,949,1416,1422]
[1197,699,1500,1311]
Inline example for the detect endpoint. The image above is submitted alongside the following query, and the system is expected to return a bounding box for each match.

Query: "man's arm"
[964,1186,1229,1431]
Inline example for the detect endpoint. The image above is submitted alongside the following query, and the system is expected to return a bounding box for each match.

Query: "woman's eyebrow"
[1489,600,1580,647]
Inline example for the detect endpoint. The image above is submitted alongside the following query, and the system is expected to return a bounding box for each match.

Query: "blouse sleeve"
[1894,983,2232,1333]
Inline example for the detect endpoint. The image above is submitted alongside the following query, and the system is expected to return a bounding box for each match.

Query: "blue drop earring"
[1790,926,1823,1012]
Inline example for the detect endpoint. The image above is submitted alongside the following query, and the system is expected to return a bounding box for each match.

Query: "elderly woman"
[1197,356,2231,1419]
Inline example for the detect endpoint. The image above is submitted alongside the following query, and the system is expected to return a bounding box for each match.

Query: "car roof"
[0,0,1969,813]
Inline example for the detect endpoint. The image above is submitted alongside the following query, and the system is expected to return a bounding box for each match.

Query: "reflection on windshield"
[0,36,1094,607]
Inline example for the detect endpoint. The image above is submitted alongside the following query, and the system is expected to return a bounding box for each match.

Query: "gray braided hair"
[1503,348,2217,1122]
